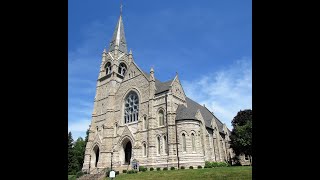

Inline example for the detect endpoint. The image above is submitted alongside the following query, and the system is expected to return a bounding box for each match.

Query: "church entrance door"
[124,141,132,164]
[93,145,100,167]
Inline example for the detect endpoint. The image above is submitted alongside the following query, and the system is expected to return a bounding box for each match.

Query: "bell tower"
[82,3,134,172]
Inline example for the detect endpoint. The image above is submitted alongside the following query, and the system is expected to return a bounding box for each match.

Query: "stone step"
[113,165,132,173]
[77,173,105,180]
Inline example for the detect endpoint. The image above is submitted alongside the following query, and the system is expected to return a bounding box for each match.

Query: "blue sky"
[68,0,252,140]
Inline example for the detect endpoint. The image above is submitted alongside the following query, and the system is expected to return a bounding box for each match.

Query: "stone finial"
[150,67,155,81]
[129,48,132,55]
[102,47,107,61]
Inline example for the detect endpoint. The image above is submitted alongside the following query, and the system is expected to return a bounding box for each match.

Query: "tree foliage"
[85,128,89,143]
[73,137,86,171]
[68,129,90,175]
[230,109,252,157]
[68,132,79,174]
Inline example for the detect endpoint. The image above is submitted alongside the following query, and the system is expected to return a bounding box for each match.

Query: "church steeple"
[108,3,128,54]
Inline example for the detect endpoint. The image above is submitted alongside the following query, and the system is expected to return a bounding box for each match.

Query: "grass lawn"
[105,166,252,180]
[68,175,76,180]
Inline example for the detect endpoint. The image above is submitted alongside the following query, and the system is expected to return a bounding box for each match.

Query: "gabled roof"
[155,80,173,94]
[142,71,228,133]
[176,97,227,133]
[143,71,173,95]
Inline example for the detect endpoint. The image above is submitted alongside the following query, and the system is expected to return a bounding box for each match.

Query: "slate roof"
[143,71,173,95]
[142,72,229,133]
[176,97,226,133]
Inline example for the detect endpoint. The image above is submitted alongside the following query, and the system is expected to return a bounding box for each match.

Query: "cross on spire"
[120,0,123,15]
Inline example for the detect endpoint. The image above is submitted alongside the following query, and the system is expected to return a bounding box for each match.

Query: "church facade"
[82,10,234,174]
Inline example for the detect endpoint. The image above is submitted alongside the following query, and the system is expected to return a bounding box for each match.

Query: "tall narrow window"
[159,110,164,126]
[157,136,161,155]
[118,63,127,76]
[143,116,147,130]
[124,91,139,124]
[105,62,112,75]
[182,133,186,152]
[163,136,167,154]
[191,133,195,152]
[143,143,147,156]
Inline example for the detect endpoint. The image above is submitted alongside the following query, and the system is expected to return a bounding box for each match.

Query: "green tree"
[85,128,89,143]
[73,137,86,172]
[68,132,79,174]
[230,109,252,165]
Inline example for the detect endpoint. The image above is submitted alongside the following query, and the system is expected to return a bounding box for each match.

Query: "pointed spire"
[108,3,128,54]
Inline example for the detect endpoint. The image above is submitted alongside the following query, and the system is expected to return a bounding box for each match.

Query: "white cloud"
[68,119,91,139]
[182,57,252,130]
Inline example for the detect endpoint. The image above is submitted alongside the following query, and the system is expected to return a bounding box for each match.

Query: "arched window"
[143,116,147,130]
[182,133,186,152]
[118,63,127,76]
[124,91,139,124]
[158,110,164,126]
[157,136,161,155]
[143,143,147,156]
[105,62,112,75]
[163,135,167,154]
[191,133,195,152]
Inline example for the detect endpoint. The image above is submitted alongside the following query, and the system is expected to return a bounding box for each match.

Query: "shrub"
[211,162,218,167]
[189,166,193,169]
[105,167,112,177]
[197,165,202,169]
[150,167,154,171]
[115,171,119,175]
[180,166,185,169]
[163,167,168,171]
[170,166,175,170]
[123,170,127,173]
[142,167,147,172]
[156,167,161,171]
[139,166,145,171]
[127,170,135,174]
[76,171,84,178]
[205,161,212,168]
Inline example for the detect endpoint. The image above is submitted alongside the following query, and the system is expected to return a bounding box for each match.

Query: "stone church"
[82,8,234,174]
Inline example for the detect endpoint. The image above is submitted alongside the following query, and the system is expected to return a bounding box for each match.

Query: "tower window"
[143,116,147,130]
[143,143,147,156]
[118,63,127,76]
[158,110,164,126]
[124,91,139,124]
[105,62,112,75]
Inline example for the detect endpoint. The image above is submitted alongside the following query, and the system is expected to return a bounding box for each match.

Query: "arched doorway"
[93,145,100,167]
[124,141,132,164]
